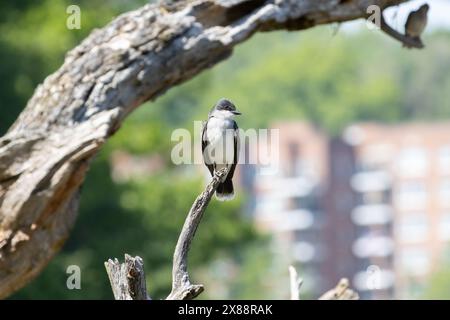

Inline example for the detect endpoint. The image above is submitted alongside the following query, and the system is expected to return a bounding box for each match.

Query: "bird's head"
[210,98,242,119]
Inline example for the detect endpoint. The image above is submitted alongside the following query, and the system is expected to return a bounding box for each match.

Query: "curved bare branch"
[167,167,228,300]
[379,12,424,48]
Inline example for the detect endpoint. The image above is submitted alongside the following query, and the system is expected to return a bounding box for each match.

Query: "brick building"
[242,121,450,299]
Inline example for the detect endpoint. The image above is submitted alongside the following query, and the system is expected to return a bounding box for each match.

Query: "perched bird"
[202,98,241,201]
[404,4,429,41]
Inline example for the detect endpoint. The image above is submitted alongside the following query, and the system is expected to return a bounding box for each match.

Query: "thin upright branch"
[289,265,303,300]
[167,167,229,300]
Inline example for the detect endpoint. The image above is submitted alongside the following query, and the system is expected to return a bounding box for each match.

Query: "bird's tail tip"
[215,191,235,201]
[215,179,235,201]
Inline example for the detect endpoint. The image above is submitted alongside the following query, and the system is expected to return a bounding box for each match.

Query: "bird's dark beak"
[232,110,242,115]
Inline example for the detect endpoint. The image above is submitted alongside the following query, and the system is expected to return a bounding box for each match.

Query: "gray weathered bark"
[105,254,150,300]
[167,167,228,300]
[0,0,415,298]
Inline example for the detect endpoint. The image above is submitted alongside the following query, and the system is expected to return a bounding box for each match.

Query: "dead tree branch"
[0,0,414,298]
[319,278,359,300]
[167,167,228,300]
[105,254,150,300]
[105,168,228,300]
[289,265,303,300]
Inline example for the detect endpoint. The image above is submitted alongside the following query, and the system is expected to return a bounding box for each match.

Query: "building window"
[352,235,394,258]
[351,171,392,194]
[275,210,314,232]
[358,143,394,172]
[439,146,450,175]
[292,242,315,262]
[351,204,393,226]
[397,214,429,243]
[255,196,286,217]
[396,147,428,178]
[439,212,450,241]
[400,248,430,276]
[363,190,389,204]
[395,181,427,210]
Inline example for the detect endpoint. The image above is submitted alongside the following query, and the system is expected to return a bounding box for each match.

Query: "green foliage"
[107,110,173,156]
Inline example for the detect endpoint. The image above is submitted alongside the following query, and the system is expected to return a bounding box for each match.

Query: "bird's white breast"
[206,117,233,144]
[206,117,235,166]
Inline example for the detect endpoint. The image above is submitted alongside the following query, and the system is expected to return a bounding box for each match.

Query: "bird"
[404,4,429,41]
[202,98,241,201]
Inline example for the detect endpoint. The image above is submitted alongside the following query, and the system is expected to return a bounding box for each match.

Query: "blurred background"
[1,0,450,299]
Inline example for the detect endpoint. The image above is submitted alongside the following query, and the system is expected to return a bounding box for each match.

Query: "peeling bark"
[0,0,411,298]
[105,254,150,300]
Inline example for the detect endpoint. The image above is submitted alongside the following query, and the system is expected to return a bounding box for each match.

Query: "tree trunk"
[0,0,410,298]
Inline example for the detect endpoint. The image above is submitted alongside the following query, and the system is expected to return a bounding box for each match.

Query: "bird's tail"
[216,178,234,201]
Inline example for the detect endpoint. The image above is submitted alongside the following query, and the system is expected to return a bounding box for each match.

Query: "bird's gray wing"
[404,12,415,35]
[201,120,214,177]
[227,121,239,179]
